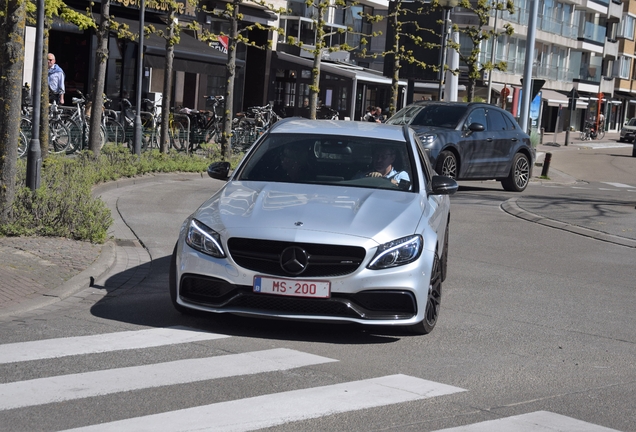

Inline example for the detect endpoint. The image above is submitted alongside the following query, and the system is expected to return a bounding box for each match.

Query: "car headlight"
[368,235,423,270]
[185,219,226,258]
[419,134,437,145]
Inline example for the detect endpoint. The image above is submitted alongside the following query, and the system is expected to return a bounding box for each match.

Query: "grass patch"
[1,144,241,243]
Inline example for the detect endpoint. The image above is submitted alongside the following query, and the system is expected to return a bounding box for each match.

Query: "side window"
[488,110,508,131]
[465,108,487,131]
[503,113,517,130]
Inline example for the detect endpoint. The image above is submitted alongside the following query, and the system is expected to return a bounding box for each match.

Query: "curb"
[0,240,117,318]
[501,198,636,249]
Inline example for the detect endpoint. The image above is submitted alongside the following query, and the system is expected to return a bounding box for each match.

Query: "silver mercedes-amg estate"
[170,119,458,334]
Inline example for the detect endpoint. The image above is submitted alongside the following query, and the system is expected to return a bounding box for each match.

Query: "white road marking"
[0,348,337,410]
[601,182,635,189]
[0,326,229,364]
[61,374,466,432]
[432,410,620,431]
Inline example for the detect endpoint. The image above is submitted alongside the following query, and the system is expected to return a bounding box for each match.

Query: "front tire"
[410,253,442,335]
[501,153,530,192]
[435,150,458,178]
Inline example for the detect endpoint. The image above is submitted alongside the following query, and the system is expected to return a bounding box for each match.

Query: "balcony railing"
[579,21,606,44]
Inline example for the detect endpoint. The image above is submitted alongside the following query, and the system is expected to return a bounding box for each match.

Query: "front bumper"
[174,242,434,327]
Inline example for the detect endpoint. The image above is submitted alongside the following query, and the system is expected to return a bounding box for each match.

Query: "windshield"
[236,134,416,192]
[628,118,636,126]
[387,104,467,129]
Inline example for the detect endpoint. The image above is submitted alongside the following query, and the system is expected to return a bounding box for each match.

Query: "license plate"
[253,276,331,298]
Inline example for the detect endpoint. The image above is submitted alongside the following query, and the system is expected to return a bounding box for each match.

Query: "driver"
[362,146,410,186]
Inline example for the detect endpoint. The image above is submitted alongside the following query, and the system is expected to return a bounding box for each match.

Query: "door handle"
[486,138,493,142]
[511,138,518,142]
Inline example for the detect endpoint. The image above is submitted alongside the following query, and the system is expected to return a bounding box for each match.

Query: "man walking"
[47,53,65,105]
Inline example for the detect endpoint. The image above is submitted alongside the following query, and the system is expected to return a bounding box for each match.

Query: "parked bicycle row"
[18,92,338,158]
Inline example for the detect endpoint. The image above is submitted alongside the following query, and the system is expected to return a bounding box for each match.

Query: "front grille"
[227,238,366,277]
[179,275,416,320]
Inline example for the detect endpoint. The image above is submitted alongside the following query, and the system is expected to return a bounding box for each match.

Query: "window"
[465,108,487,130]
[487,110,508,131]
[616,56,631,79]
[618,14,635,40]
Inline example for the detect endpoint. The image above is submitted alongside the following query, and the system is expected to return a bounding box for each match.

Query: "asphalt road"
[0,143,635,431]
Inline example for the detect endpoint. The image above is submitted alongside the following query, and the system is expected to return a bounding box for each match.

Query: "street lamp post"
[437,0,458,101]
[132,0,146,156]
[26,0,45,190]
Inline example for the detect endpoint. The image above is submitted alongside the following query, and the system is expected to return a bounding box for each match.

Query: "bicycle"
[183,95,224,152]
[579,122,597,141]
[232,103,281,152]
[59,91,106,152]
[48,101,72,154]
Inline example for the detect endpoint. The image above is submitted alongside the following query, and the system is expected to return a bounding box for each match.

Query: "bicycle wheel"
[169,118,187,151]
[104,118,126,145]
[597,130,605,140]
[579,131,586,140]
[62,117,83,153]
[18,130,28,158]
[48,119,71,154]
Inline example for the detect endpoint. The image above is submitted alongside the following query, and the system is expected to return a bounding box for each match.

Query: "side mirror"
[468,122,485,132]
[431,175,458,195]
[207,161,231,180]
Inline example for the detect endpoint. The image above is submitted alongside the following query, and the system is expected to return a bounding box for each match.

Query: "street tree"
[88,0,111,156]
[438,0,514,102]
[285,0,381,119]
[360,0,434,117]
[0,0,26,224]
[199,0,285,161]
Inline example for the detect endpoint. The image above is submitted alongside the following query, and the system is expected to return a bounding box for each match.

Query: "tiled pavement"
[0,178,153,322]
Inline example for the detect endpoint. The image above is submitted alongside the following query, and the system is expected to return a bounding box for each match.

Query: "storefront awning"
[540,89,568,107]
[276,52,403,86]
[99,15,237,69]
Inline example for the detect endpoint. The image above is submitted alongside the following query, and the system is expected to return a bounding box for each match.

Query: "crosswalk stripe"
[0,326,229,364]
[601,182,635,189]
[0,348,337,410]
[61,374,466,432]
[431,410,621,431]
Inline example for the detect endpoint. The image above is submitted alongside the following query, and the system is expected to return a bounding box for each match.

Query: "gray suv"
[386,102,535,192]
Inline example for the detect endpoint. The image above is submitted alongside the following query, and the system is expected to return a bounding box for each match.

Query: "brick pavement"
[0,237,101,309]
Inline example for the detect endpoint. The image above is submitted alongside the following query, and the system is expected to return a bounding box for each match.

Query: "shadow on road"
[89,256,404,344]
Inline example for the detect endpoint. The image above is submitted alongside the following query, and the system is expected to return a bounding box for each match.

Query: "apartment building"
[476,0,630,133]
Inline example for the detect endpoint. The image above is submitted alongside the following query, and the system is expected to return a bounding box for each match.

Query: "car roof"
[270,118,408,142]
[408,101,492,109]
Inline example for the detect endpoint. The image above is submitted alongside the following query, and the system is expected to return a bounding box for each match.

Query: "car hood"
[193,181,425,245]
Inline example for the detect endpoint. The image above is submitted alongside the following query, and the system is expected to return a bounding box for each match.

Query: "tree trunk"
[220,0,239,161]
[160,8,176,154]
[0,0,26,225]
[389,9,400,118]
[89,0,111,156]
[310,4,327,121]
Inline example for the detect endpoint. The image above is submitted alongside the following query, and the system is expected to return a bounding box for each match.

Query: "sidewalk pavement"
[1,136,635,320]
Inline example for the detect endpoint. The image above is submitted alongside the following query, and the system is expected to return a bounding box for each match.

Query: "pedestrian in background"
[47,53,65,105]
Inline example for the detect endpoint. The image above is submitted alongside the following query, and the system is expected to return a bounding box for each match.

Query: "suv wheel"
[501,153,530,192]
[436,151,457,178]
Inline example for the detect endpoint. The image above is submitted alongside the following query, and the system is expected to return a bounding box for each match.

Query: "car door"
[485,108,516,177]
[458,107,496,178]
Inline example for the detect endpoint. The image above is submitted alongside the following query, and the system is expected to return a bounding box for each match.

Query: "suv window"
[465,108,487,130]
[488,110,508,131]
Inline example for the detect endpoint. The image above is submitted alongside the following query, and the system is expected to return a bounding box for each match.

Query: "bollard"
[633,143,636,158]
[541,152,552,177]
[540,127,544,145]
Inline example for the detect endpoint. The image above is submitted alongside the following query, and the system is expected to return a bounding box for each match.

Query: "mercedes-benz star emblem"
[280,246,309,275]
